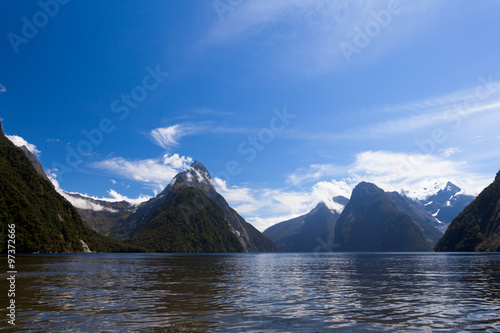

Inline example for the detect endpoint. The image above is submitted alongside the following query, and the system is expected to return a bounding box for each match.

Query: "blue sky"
[1,0,500,230]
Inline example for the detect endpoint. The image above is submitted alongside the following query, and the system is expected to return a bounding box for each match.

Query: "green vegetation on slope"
[129,186,245,253]
[0,122,143,253]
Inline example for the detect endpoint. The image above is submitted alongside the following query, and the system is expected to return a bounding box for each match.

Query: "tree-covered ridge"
[129,186,244,253]
[0,122,142,253]
[435,170,500,252]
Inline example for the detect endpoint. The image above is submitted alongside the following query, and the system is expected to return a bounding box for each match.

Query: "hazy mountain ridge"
[264,201,343,252]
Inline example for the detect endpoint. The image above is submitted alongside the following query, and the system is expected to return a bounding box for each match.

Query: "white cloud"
[150,122,249,149]
[92,153,193,190]
[6,135,41,156]
[288,150,490,200]
[440,147,461,158]
[49,169,151,210]
[0,84,6,93]
[62,193,118,212]
[101,189,151,206]
[110,179,117,185]
[311,180,351,213]
[214,177,349,232]
[150,125,185,149]
[287,164,345,186]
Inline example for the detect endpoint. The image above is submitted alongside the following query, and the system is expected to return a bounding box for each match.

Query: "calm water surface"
[1,253,499,332]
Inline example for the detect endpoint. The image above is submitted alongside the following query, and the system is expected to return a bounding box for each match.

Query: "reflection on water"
[1,253,499,332]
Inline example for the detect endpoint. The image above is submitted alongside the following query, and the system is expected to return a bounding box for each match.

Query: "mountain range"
[64,161,276,253]
[3,119,498,253]
[265,183,453,252]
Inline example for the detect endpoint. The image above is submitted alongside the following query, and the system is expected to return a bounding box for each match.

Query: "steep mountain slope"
[19,145,50,182]
[115,161,276,252]
[334,182,433,252]
[129,186,244,252]
[386,192,443,245]
[0,122,139,253]
[435,171,500,252]
[419,182,475,226]
[264,202,341,252]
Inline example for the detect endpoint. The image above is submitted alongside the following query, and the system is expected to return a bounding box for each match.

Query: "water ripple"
[1,253,499,332]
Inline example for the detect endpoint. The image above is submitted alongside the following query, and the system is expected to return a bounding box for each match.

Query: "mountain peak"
[332,195,349,206]
[444,182,461,194]
[353,181,384,197]
[190,161,208,173]
[170,161,216,194]
[0,121,3,136]
[496,170,500,182]
[313,201,328,210]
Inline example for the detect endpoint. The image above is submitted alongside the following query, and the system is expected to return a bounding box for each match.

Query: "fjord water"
[2,253,499,332]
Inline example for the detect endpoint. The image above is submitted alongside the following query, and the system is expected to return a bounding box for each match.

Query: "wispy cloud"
[202,0,447,74]
[192,108,234,116]
[295,76,500,143]
[0,84,6,94]
[150,124,195,149]
[6,135,41,156]
[150,122,252,149]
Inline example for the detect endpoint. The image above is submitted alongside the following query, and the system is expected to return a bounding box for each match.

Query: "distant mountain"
[0,122,140,253]
[264,200,345,252]
[334,182,434,252]
[63,193,136,237]
[332,195,349,206]
[112,161,276,252]
[419,182,475,228]
[386,192,443,245]
[435,171,500,252]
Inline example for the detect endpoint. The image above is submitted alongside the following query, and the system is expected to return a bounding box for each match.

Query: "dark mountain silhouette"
[264,201,342,252]
[386,191,443,245]
[334,182,433,252]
